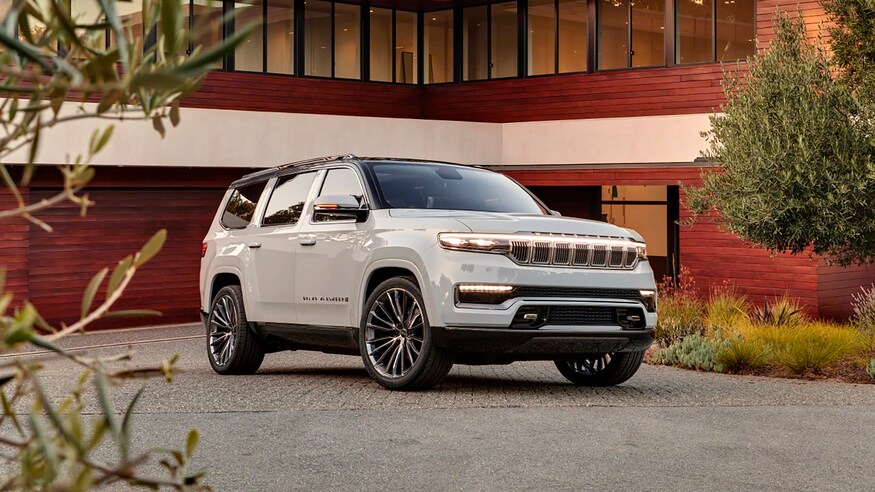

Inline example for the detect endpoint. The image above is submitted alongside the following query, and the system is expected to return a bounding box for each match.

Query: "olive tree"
[0,0,252,488]
[684,8,875,266]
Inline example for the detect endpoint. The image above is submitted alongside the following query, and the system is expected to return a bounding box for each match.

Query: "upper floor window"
[425,10,454,84]
[598,0,664,70]
[463,2,518,81]
[370,8,419,84]
[676,0,755,64]
[528,0,589,76]
[334,2,361,79]
[305,0,333,76]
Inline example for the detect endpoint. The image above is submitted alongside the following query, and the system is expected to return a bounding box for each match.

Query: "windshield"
[368,162,547,214]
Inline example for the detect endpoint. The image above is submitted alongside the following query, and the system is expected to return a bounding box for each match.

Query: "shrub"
[749,295,805,328]
[652,333,730,372]
[715,337,771,372]
[868,358,875,379]
[745,322,865,374]
[851,285,875,349]
[704,286,748,337]
[655,296,705,345]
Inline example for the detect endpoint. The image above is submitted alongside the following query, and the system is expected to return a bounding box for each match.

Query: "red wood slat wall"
[0,186,29,303]
[818,263,875,320]
[183,71,422,119]
[27,187,225,329]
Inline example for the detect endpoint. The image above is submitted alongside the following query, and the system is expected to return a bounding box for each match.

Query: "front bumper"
[433,325,654,362]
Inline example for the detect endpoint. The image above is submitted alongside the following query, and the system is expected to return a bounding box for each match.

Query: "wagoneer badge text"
[302,296,349,303]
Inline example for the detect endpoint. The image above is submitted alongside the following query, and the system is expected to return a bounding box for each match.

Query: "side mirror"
[313,195,369,223]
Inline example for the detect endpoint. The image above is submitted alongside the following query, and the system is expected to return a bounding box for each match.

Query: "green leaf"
[28,335,65,354]
[102,309,162,319]
[1,388,23,435]
[97,0,129,68]
[130,71,189,91]
[185,429,199,458]
[82,267,108,318]
[152,114,166,138]
[173,20,257,76]
[160,0,181,56]
[21,163,35,186]
[0,27,53,72]
[107,255,133,299]
[29,413,60,478]
[94,369,120,443]
[5,324,33,345]
[28,369,86,454]
[90,126,114,155]
[120,386,145,461]
[170,99,180,127]
[134,229,167,267]
[0,293,12,315]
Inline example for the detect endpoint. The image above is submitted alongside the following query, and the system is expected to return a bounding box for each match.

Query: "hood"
[387,210,640,240]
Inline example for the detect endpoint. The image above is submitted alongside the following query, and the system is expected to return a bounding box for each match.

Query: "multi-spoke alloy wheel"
[365,288,424,378]
[359,277,453,390]
[206,285,265,375]
[554,350,645,386]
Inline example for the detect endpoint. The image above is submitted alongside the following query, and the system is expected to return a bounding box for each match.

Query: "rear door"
[294,167,372,328]
[246,171,319,323]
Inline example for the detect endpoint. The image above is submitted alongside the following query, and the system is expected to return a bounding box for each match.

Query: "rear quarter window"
[221,182,266,229]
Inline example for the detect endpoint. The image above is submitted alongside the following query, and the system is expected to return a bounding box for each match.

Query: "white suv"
[200,156,657,390]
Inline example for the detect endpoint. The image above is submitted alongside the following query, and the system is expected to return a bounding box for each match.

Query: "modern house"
[2,0,869,329]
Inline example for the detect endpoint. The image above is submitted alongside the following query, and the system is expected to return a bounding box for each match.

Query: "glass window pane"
[71,0,107,49]
[222,183,266,229]
[334,2,360,79]
[676,0,714,64]
[369,7,393,82]
[267,0,295,73]
[558,0,587,73]
[463,6,488,81]
[717,0,755,61]
[263,173,316,226]
[598,0,628,70]
[528,0,555,76]
[632,0,664,67]
[491,2,518,79]
[396,11,417,84]
[236,0,263,72]
[425,10,454,84]
[305,0,332,76]
[193,0,224,68]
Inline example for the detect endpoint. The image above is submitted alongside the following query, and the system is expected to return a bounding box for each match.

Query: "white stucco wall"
[9,105,712,168]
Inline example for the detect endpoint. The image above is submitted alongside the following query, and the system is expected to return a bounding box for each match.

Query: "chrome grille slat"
[500,234,641,270]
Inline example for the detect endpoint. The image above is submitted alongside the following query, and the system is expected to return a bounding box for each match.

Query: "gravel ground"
[5,324,874,491]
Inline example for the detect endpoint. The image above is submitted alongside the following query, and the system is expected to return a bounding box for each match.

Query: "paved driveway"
[12,324,875,491]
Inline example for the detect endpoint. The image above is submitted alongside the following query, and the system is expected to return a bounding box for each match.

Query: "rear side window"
[221,182,266,229]
[262,172,317,226]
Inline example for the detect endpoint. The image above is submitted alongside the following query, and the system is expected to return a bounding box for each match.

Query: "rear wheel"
[207,285,265,375]
[554,350,644,386]
[359,277,453,391]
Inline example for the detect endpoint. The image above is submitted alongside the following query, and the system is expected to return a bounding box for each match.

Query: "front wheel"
[554,350,644,386]
[359,277,453,391]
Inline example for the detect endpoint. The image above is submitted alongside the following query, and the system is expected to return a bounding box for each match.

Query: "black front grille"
[546,306,615,326]
[514,286,641,300]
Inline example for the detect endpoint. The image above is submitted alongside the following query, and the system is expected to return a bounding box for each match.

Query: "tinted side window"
[319,168,365,206]
[221,182,265,229]
[262,172,316,226]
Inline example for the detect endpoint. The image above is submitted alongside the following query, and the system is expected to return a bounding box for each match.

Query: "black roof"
[229,155,481,187]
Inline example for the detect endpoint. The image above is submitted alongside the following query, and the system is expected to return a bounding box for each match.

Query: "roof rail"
[277,154,358,170]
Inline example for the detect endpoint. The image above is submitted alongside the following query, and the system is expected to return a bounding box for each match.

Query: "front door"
[294,167,371,328]
[247,172,318,323]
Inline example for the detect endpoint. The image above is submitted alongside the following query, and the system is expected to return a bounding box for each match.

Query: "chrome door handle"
[247,242,262,249]
[298,238,316,246]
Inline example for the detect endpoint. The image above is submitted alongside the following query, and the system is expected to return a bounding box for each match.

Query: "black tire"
[554,350,644,386]
[359,276,453,391]
[207,285,265,375]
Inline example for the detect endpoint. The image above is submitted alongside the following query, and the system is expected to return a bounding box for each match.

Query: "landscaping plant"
[0,0,253,488]
[654,266,704,345]
[685,7,875,267]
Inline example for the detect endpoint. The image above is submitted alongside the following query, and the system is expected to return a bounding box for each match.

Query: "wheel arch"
[360,260,432,323]
[207,267,249,312]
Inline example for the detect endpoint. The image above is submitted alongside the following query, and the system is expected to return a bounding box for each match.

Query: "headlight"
[439,233,511,254]
[635,244,648,261]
